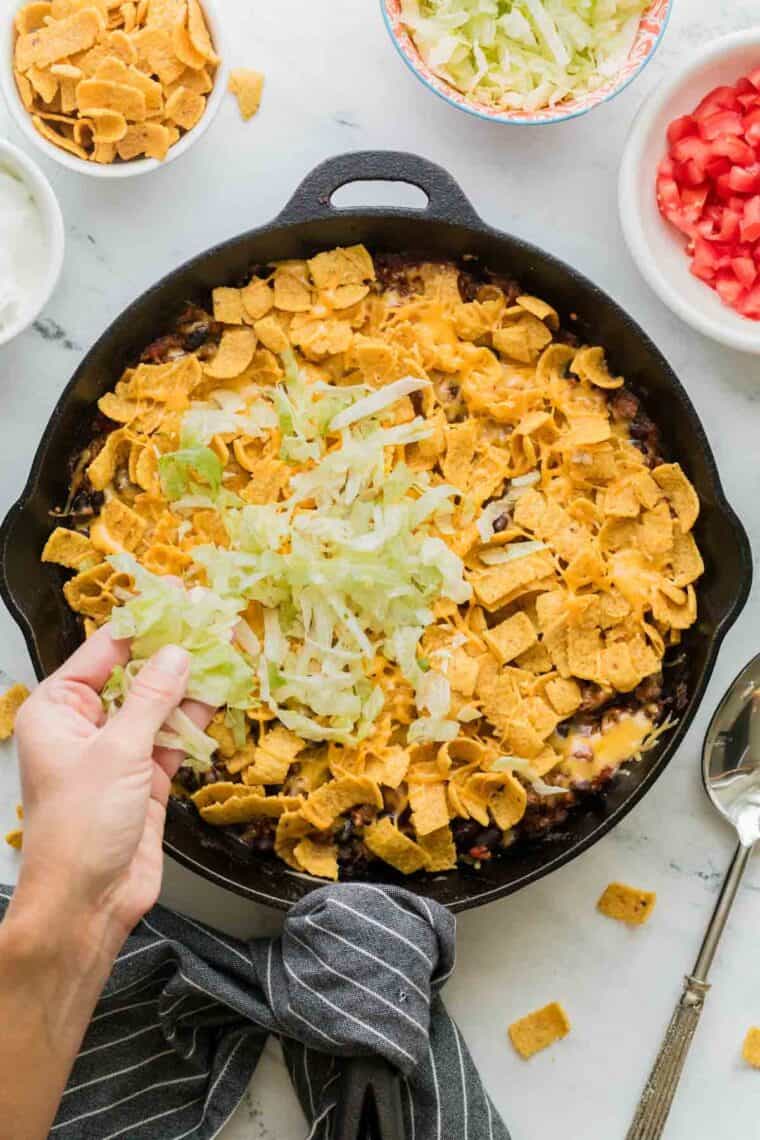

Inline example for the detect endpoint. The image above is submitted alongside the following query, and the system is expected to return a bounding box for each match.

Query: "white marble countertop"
[2,1,760,1137]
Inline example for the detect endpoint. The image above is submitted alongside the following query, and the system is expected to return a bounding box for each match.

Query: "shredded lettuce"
[107,368,473,750]
[159,447,223,501]
[407,717,460,743]
[479,540,546,565]
[492,754,567,795]
[400,0,647,113]
[101,663,217,772]
[108,554,254,710]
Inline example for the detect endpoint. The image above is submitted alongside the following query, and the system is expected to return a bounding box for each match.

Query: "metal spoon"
[627,654,760,1139]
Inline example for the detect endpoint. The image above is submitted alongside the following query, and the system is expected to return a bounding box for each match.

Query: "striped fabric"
[0,883,509,1140]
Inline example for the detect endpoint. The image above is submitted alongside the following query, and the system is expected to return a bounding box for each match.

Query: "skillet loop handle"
[332,1057,405,1140]
[275,150,483,228]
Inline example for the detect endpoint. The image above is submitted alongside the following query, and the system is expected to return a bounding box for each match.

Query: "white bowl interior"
[0,140,63,346]
[0,0,228,179]
[621,34,760,353]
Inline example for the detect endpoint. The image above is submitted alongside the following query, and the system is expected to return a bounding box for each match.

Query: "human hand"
[12,627,211,946]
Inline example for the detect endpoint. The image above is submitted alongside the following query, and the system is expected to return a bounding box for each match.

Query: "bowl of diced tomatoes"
[620,29,760,353]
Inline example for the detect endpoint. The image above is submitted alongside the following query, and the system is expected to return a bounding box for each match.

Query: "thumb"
[100,646,190,758]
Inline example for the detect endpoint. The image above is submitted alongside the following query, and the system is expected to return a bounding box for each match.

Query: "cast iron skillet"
[0,150,751,911]
[0,151,752,1140]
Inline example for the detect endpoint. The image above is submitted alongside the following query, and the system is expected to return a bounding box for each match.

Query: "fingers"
[98,646,190,760]
[46,678,106,726]
[153,698,216,781]
[50,624,131,692]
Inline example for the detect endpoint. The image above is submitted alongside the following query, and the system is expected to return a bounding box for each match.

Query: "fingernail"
[153,645,190,676]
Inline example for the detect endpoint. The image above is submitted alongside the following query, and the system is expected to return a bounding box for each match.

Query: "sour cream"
[0,164,47,335]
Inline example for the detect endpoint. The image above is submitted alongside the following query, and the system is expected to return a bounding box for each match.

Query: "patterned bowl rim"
[379,0,673,125]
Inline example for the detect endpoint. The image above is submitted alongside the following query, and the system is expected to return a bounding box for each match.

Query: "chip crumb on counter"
[5,829,23,851]
[743,1028,760,1068]
[229,69,264,120]
[0,683,30,741]
[597,881,657,926]
[508,1002,570,1059]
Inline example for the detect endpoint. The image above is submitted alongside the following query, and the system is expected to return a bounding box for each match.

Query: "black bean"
[334,819,354,845]
[240,818,276,853]
[492,513,509,533]
[337,839,370,879]
[474,825,502,852]
[674,680,689,713]
[451,818,481,852]
[175,767,199,792]
[184,324,211,351]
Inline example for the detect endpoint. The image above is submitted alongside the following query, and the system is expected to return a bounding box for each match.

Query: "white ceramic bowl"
[0,138,64,347]
[620,29,760,354]
[0,0,228,179]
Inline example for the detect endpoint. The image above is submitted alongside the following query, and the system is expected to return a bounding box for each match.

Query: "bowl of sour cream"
[0,139,64,348]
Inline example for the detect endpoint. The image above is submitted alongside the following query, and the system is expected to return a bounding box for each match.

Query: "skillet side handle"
[275,150,484,229]
[332,1057,405,1140]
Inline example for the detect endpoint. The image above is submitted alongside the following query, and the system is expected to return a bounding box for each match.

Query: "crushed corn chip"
[597,881,656,926]
[508,1003,571,1059]
[42,527,98,570]
[0,684,30,741]
[364,817,430,875]
[229,68,264,121]
[203,327,257,379]
[742,1028,760,1069]
[13,0,217,163]
[293,837,339,881]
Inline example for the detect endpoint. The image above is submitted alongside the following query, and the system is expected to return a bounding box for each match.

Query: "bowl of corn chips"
[1,0,228,177]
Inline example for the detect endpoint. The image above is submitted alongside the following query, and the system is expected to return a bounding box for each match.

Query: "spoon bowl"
[703,654,760,848]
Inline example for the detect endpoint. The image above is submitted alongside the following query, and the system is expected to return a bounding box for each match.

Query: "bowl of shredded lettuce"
[382,0,672,124]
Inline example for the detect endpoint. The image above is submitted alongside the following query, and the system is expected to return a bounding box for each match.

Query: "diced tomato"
[743,108,760,146]
[691,237,722,280]
[697,207,741,243]
[656,172,680,211]
[710,135,756,166]
[741,195,760,242]
[732,256,757,288]
[705,155,731,179]
[681,186,709,218]
[715,171,736,200]
[739,284,760,317]
[694,85,741,119]
[660,70,760,319]
[667,114,696,147]
[698,110,744,140]
[671,134,712,166]
[679,159,709,187]
[717,208,741,242]
[715,269,746,307]
[727,164,760,193]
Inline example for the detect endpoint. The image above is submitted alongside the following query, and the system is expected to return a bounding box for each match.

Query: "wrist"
[6,869,128,978]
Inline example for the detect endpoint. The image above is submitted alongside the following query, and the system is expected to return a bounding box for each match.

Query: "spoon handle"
[626,840,753,1140]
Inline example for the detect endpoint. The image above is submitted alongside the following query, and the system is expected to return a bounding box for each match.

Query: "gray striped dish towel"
[0,883,509,1140]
